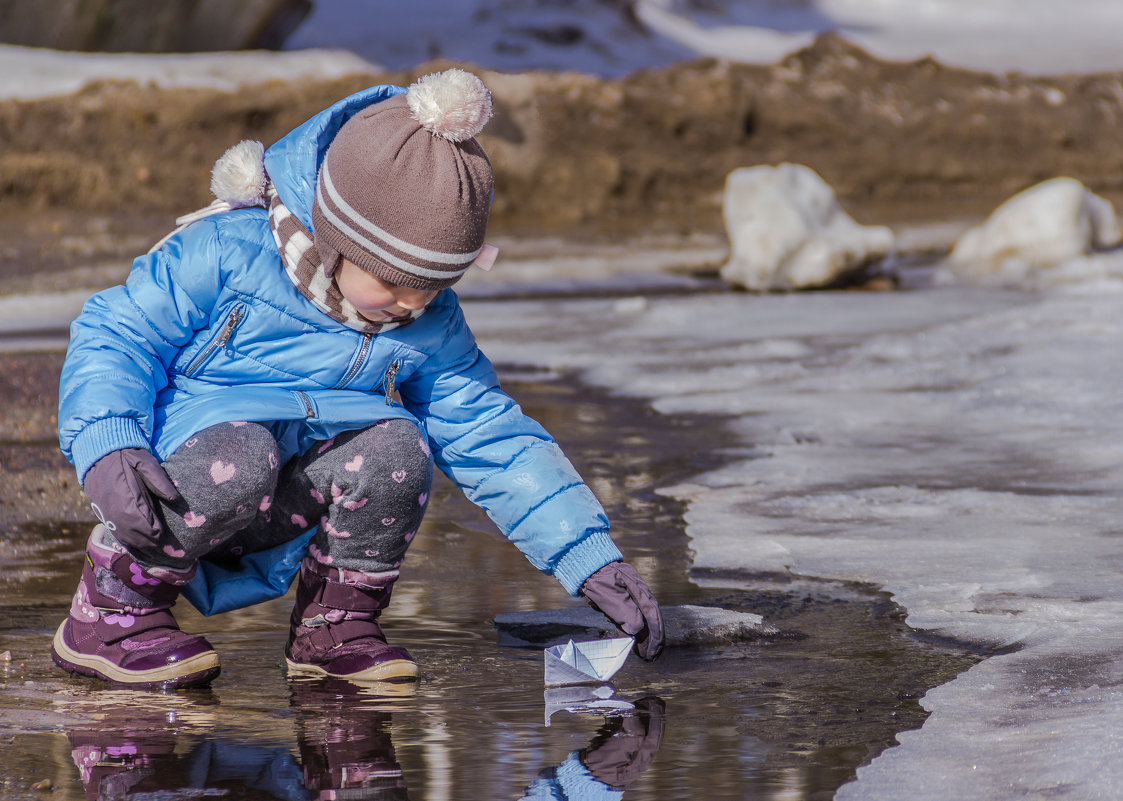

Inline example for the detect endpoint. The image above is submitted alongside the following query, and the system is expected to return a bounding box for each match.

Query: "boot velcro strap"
[106,558,189,605]
[316,579,386,613]
[305,618,384,651]
[93,608,179,644]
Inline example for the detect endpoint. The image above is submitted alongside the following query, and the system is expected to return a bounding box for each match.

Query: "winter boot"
[51,525,220,689]
[285,557,417,682]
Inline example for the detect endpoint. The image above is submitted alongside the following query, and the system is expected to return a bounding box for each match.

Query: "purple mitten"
[580,561,665,661]
[83,448,181,550]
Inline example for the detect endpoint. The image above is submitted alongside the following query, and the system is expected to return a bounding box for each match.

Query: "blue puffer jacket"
[57,83,622,610]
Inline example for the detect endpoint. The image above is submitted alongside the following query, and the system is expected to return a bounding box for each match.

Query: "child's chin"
[361,311,410,323]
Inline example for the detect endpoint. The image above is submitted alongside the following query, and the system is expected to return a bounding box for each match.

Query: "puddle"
[0,373,980,800]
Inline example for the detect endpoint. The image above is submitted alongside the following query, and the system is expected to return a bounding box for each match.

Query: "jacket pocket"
[183,303,245,378]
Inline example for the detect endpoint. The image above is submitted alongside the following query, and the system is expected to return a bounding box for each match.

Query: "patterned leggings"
[129,420,433,575]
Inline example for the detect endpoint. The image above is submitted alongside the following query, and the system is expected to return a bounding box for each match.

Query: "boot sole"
[285,656,419,682]
[51,621,221,690]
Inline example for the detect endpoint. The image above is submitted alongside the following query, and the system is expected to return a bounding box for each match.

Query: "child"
[51,69,664,689]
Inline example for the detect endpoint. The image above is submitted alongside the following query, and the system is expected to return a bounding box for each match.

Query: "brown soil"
[2,33,1123,271]
[0,350,89,528]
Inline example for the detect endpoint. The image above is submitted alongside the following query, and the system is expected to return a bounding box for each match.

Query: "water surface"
[0,374,979,800]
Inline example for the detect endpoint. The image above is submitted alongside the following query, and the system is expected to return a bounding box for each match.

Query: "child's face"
[335,258,439,321]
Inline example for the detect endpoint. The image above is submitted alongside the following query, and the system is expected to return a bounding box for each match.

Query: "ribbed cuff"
[552,529,624,596]
[71,416,152,484]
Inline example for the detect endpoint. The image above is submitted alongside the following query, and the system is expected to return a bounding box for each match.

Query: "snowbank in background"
[290,0,1123,78]
[287,0,695,78]
[0,44,377,101]
[720,163,893,291]
[940,178,1122,287]
[6,0,1121,103]
[634,0,1123,77]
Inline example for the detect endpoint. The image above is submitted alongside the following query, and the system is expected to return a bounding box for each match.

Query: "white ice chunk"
[719,163,894,291]
[940,177,1122,286]
[544,637,633,687]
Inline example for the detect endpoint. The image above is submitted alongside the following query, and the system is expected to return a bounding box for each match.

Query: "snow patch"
[719,163,894,291]
[0,44,377,101]
[940,177,1122,287]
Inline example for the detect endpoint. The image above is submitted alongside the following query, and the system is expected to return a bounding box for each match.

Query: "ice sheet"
[464,254,1123,799]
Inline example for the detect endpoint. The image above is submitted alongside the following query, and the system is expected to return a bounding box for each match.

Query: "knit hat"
[312,68,496,291]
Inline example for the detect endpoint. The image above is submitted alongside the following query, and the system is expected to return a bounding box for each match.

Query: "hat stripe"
[319,165,479,273]
[317,178,473,283]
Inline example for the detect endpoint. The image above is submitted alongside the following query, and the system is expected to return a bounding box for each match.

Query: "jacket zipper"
[384,359,401,406]
[184,304,244,377]
[334,333,372,389]
[295,390,315,418]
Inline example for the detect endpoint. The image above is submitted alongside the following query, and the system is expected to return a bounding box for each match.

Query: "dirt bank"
[3,33,1122,261]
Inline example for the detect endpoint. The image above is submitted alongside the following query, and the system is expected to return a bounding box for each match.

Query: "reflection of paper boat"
[543,684,634,726]
[543,636,633,687]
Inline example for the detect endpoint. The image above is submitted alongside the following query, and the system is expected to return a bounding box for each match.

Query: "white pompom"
[210,140,268,207]
[407,69,493,142]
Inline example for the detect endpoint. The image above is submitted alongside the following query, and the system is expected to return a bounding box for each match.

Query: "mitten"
[83,448,181,550]
[580,561,665,661]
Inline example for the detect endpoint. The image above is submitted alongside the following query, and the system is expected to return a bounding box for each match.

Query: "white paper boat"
[543,636,633,687]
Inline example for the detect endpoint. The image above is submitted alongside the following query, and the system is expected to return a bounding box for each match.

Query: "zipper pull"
[384,360,401,406]
[218,305,243,348]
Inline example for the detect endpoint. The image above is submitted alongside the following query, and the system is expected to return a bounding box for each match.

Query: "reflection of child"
[51,69,664,689]
[66,685,663,799]
[522,698,667,800]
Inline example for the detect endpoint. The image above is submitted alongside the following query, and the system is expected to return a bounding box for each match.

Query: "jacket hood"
[263,84,406,231]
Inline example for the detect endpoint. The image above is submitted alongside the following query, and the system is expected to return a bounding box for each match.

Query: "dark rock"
[0,0,311,52]
[493,604,780,648]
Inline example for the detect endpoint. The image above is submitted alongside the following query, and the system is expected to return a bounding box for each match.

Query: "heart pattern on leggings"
[210,461,236,484]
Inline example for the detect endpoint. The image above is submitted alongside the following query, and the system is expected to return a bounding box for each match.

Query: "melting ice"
[466,227,1123,798]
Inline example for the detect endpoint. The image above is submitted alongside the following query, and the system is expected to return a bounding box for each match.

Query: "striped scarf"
[268,190,423,334]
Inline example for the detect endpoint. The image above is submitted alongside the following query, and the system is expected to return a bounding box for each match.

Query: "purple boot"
[285,557,417,682]
[51,525,220,689]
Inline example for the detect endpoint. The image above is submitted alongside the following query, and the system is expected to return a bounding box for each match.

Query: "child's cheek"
[341,283,393,312]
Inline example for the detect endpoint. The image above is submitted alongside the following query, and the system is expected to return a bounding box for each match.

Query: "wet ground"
[0,350,982,800]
